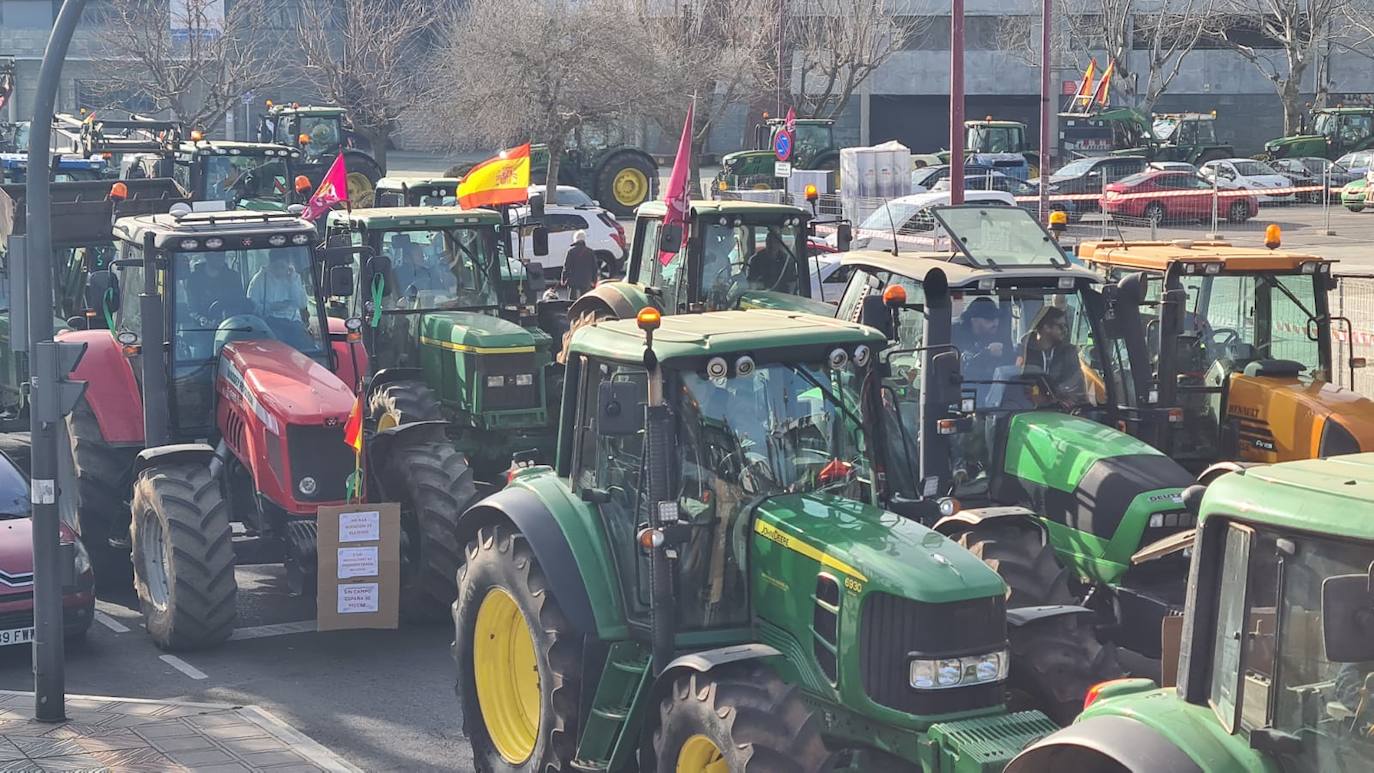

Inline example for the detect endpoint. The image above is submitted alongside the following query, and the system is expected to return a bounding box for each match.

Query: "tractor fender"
[367,419,449,468]
[661,643,783,675]
[567,282,657,324]
[1005,604,1093,628]
[1005,715,1203,773]
[60,329,143,445]
[933,506,1046,542]
[455,486,604,637]
[368,367,424,395]
[591,147,658,178]
[133,443,215,476]
[1196,460,1263,486]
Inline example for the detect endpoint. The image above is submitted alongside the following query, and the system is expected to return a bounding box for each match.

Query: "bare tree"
[91,0,277,130]
[437,0,641,200]
[1205,0,1351,133]
[998,1,1211,113]
[294,0,440,173]
[786,0,924,119]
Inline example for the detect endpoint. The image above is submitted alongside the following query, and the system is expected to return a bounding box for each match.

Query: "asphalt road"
[0,447,472,772]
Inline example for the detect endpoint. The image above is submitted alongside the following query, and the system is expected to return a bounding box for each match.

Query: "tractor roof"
[114,208,315,250]
[570,309,885,364]
[1201,454,1374,541]
[268,104,344,116]
[839,249,1100,287]
[1077,239,1330,272]
[376,176,460,191]
[327,206,501,228]
[1318,106,1374,114]
[180,140,299,158]
[967,119,1023,127]
[637,199,806,219]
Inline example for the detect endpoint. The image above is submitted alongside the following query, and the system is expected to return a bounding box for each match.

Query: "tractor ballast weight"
[452,309,1061,771]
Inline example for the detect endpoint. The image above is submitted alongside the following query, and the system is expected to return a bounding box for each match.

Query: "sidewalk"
[0,690,360,772]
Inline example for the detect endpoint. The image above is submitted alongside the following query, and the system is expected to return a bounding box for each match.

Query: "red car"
[1101,170,1258,223]
[0,451,95,646]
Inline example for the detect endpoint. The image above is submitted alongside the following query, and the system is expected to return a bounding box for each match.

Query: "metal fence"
[1332,275,1374,394]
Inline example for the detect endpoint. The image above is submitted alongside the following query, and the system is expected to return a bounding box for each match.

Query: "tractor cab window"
[792,123,832,163]
[930,206,1068,267]
[968,125,1021,153]
[1314,112,1339,139]
[376,227,499,311]
[673,358,873,629]
[298,115,342,158]
[1178,273,1322,379]
[199,153,290,209]
[1341,114,1373,146]
[632,218,686,313]
[1201,520,1374,771]
[698,219,807,310]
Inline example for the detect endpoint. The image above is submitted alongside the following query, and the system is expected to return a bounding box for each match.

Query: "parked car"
[512,187,627,275]
[845,189,1017,251]
[1199,158,1295,203]
[808,251,848,304]
[1335,150,1374,176]
[1038,155,1148,212]
[1269,157,1337,202]
[911,163,1001,191]
[0,448,94,645]
[526,184,598,208]
[931,172,1076,220]
[1101,169,1259,223]
[1148,161,1199,174]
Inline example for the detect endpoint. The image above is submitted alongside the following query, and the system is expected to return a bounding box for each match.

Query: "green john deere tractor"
[1009,454,1374,773]
[1057,107,1233,165]
[258,103,383,207]
[1264,106,1374,160]
[324,205,566,483]
[835,205,1199,677]
[562,199,839,355]
[452,307,1077,772]
[715,117,841,193]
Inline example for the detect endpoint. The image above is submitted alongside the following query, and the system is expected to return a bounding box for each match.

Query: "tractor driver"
[952,297,1010,385]
[394,243,449,296]
[745,230,795,291]
[184,252,248,327]
[247,252,312,351]
[1018,305,1087,407]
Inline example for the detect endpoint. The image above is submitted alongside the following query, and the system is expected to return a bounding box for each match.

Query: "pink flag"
[301,153,349,222]
[784,106,796,134]
[659,100,694,266]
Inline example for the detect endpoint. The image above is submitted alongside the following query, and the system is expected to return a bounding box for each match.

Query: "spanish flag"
[457,143,531,209]
[344,395,365,501]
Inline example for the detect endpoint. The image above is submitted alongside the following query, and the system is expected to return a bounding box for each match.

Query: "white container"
[840,141,913,225]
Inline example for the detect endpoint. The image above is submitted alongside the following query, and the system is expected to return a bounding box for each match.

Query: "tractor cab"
[373,177,459,208]
[964,119,1034,179]
[1266,107,1374,160]
[1079,236,1374,470]
[259,102,382,208]
[1058,107,1232,165]
[156,139,303,211]
[324,206,562,481]
[716,117,840,192]
[1009,454,1374,773]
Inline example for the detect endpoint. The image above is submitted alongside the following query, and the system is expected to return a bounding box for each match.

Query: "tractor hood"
[735,291,835,317]
[1264,133,1326,158]
[1225,373,1374,459]
[720,149,774,171]
[752,492,1005,603]
[418,311,544,352]
[220,341,356,425]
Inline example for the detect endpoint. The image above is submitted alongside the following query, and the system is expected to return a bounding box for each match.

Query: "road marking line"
[94,612,130,633]
[159,655,208,680]
[228,620,316,641]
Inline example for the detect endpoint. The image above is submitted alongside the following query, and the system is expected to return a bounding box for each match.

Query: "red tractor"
[59,202,475,650]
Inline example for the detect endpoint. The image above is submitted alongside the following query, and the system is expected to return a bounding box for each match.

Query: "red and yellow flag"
[1072,59,1098,110]
[457,143,531,209]
[344,394,364,452]
[1093,60,1115,107]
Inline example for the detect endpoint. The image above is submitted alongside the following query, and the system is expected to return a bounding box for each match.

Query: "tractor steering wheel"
[745,251,797,292]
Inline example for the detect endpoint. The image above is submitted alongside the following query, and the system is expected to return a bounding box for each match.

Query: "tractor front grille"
[479,352,543,412]
[859,592,1007,716]
[286,424,353,502]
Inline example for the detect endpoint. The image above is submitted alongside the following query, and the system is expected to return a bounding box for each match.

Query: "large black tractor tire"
[343,151,383,208]
[955,522,1124,725]
[369,379,443,429]
[559,305,617,364]
[65,399,138,591]
[455,524,583,772]
[653,663,830,773]
[1009,613,1124,726]
[594,152,657,218]
[379,439,478,621]
[130,463,237,651]
[956,522,1071,607]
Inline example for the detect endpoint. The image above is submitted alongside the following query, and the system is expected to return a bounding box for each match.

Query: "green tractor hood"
[419,311,544,352]
[998,412,1195,585]
[1264,133,1328,159]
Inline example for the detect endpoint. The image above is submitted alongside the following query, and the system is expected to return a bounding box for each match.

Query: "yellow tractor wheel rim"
[613,168,649,207]
[677,734,728,773]
[347,172,375,208]
[473,588,541,764]
[375,412,398,433]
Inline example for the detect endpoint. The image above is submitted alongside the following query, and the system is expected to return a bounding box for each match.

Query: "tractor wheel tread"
[957,524,1071,607]
[65,398,138,589]
[653,663,829,773]
[131,463,237,651]
[456,524,582,772]
[1010,613,1125,726]
[369,380,443,426]
[382,440,478,619]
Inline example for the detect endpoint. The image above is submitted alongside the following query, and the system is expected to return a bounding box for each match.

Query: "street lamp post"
[1038,0,1051,221]
[949,0,965,205]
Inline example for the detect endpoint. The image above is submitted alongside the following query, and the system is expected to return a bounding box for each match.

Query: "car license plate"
[0,627,34,646]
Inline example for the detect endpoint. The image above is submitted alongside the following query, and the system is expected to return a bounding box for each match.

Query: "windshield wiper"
[1270,276,1319,325]
[787,364,863,429]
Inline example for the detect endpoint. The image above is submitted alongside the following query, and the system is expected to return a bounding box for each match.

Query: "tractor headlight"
[298,476,317,496]
[486,375,505,388]
[909,649,1009,690]
[514,373,534,386]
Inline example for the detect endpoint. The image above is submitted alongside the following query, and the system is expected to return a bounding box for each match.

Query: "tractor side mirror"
[659,223,684,255]
[929,349,964,410]
[532,226,550,257]
[835,222,853,251]
[597,380,644,436]
[328,265,354,297]
[860,295,894,339]
[1322,570,1374,663]
[525,261,548,295]
[85,269,119,314]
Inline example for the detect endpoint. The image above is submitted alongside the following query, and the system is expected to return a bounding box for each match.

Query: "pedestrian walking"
[562,230,598,299]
